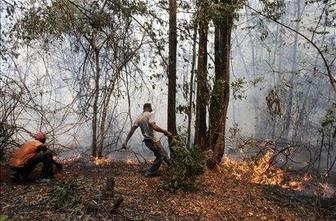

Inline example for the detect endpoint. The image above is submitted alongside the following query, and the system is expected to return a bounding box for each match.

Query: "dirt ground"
[0,160,335,221]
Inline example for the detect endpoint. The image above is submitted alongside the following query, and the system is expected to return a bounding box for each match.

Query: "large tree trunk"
[209,2,233,163]
[194,5,208,150]
[168,0,177,142]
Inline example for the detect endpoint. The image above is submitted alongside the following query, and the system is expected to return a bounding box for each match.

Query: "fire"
[303,174,312,182]
[58,154,81,164]
[126,159,136,164]
[318,182,335,198]
[91,157,112,166]
[222,151,305,191]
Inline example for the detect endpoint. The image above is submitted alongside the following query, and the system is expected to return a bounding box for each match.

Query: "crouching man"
[122,103,172,177]
[9,132,59,181]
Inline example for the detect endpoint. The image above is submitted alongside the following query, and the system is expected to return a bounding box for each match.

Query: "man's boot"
[10,170,23,182]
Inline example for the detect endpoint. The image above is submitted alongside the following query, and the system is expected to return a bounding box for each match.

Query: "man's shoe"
[41,173,54,179]
[144,171,159,177]
[10,173,23,183]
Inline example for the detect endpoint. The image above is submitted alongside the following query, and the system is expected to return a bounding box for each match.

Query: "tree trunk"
[245,6,260,138]
[91,46,100,157]
[283,0,302,139]
[97,83,115,158]
[187,19,198,148]
[209,2,233,163]
[194,5,208,150]
[168,0,177,142]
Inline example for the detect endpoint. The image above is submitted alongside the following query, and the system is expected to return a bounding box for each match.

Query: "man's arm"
[39,144,48,152]
[122,126,137,148]
[149,122,172,137]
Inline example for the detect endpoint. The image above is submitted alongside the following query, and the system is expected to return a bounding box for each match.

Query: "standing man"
[9,132,59,181]
[122,103,172,177]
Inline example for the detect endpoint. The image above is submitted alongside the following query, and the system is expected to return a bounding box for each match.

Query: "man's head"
[34,132,47,143]
[143,103,153,112]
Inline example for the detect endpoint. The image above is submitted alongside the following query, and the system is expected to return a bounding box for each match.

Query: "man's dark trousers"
[11,151,54,180]
[144,139,170,174]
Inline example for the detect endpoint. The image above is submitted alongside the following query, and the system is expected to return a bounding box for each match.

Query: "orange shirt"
[9,140,45,167]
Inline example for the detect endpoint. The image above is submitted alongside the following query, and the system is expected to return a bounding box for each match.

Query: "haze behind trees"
[0,0,335,173]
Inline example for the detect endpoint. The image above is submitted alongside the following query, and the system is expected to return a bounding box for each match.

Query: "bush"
[163,137,206,192]
[48,181,81,209]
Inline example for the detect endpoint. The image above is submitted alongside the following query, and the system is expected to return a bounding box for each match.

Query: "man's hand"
[164,131,172,137]
[122,142,128,149]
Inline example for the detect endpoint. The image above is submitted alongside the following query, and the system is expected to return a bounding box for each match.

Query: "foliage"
[266,89,282,116]
[15,0,147,44]
[208,0,246,23]
[48,180,81,209]
[0,215,8,221]
[231,77,247,100]
[162,137,206,192]
[0,77,24,159]
[321,103,336,128]
[259,0,286,20]
[228,123,241,138]
[251,77,264,87]
[11,0,150,157]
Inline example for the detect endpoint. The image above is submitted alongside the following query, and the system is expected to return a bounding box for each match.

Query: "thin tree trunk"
[283,0,302,139]
[187,20,198,148]
[125,67,133,126]
[97,81,116,158]
[168,0,177,142]
[91,46,100,157]
[246,6,259,138]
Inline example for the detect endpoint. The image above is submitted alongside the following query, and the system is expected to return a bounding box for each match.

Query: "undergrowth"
[48,180,81,209]
[162,136,206,192]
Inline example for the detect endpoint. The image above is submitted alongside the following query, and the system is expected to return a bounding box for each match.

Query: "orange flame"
[60,154,81,164]
[126,159,136,165]
[222,152,305,191]
[318,182,335,198]
[91,157,112,166]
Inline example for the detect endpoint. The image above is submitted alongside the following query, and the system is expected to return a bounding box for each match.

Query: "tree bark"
[283,0,302,139]
[194,4,208,150]
[97,81,115,158]
[187,19,198,148]
[209,1,233,163]
[91,45,100,157]
[168,0,177,142]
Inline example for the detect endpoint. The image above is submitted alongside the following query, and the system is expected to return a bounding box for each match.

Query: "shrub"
[48,181,81,209]
[163,137,206,192]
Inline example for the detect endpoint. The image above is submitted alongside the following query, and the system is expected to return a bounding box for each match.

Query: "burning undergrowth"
[90,157,112,166]
[220,150,335,198]
[56,154,113,167]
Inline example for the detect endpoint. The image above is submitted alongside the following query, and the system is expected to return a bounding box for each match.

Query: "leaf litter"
[0,159,335,221]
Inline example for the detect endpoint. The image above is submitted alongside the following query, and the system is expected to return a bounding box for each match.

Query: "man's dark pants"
[144,139,170,174]
[11,151,54,180]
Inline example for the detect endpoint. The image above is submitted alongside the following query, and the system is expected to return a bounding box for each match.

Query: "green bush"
[48,181,81,209]
[163,137,206,192]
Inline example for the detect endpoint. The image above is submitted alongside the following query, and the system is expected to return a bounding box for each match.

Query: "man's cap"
[34,132,47,143]
[143,103,152,111]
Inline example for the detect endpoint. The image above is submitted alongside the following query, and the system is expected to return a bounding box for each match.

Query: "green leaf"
[0,215,8,221]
